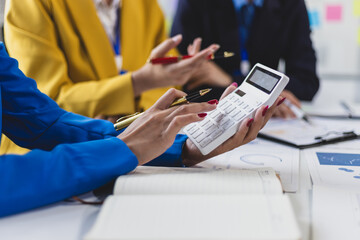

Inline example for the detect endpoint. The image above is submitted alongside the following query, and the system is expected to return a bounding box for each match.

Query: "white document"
[114,166,282,195]
[305,147,360,187]
[85,166,300,240]
[259,117,360,147]
[303,101,360,118]
[198,139,299,192]
[312,185,360,240]
[85,194,300,240]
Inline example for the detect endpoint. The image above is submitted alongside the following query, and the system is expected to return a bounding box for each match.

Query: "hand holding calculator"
[184,63,289,155]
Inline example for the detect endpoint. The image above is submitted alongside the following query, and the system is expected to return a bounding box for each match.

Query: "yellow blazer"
[2,0,173,154]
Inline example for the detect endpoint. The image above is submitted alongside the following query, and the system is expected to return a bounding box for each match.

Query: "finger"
[177,44,220,69]
[281,90,301,108]
[107,116,119,124]
[166,101,217,120]
[262,97,284,127]
[165,112,209,137]
[220,82,238,100]
[214,117,250,154]
[94,114,106,120]
[243,106,268,143]
[152,88,188,110]
[192,37,202,54]
[150,34,183,59]
[278,104,296,119]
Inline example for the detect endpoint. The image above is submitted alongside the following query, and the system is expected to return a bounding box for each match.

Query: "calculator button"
[209,110,221,118]
[230,109,241,118]
[245,107,255,113]
[196,132,207,143]
[235,99,244,104]
[200,120,211,127]
[218,101,229,108]
[192,130,203,139]
[242,104,249,109]
[219,117,230,126]
[200,137,212,147]
[256,101,263,107]
[223,120,235,130]
[210,128,224,139]
[213,113,225,123]
[202,121,213,130]
[225,105,236,114]
[234,112,246,121]
[206,124,218,135]
[187,125,199,135]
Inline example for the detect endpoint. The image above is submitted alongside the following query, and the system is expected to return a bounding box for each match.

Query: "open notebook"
[85,166,301,240]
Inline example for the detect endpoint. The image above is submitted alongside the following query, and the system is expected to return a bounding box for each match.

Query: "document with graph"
[85,166,301,240]
[198,138,299,193]
[259,117,360,148]
[305,147,360,187]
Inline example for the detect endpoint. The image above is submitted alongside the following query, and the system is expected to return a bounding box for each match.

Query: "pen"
[340,101,353,118]
[148,52,234,64]
[114,88,212,131]
[283,99,311,124]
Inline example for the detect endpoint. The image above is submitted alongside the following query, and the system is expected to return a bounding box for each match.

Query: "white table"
[0,78,358,240]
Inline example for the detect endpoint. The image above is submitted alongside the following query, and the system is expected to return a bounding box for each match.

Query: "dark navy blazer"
[172,0,320,101]
[0,43,187,217]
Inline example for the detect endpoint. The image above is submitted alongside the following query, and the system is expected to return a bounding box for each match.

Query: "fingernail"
[198,113,207,118]
[171,34,182,43]
[277,97,286,106]
[207,99,219,105]
[247,118,254,127]
[262,105,269,116]
[231,82,238,87]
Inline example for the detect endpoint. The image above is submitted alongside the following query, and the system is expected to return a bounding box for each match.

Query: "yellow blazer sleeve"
[4,0,136,117]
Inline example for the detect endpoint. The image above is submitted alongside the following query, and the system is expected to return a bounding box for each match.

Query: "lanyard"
[112,7,121,56]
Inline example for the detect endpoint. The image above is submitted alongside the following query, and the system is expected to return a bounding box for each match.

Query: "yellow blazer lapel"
[64,0,118,78]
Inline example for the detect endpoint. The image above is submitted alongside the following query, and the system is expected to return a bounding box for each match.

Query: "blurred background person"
[2,0,229,154]
[171,0,320,117]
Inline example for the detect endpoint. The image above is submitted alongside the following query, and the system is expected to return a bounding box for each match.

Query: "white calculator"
[184,63,289,155]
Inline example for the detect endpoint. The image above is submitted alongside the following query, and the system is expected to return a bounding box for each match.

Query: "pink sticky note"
[326,5,343,21]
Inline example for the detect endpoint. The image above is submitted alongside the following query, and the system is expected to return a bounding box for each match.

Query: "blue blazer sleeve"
[0,43,187,217]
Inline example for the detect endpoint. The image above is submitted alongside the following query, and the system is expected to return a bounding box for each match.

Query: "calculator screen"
[246,67,281,94]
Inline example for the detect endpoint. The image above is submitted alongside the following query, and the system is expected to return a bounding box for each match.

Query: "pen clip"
[116,112,140,123]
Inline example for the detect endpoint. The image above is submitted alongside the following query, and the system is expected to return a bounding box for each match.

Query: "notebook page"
[85,194,300,240]
[114,166,282,195]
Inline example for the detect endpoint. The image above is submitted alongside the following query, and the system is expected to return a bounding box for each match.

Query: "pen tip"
[224,52,235,58]
[199,88,212,96]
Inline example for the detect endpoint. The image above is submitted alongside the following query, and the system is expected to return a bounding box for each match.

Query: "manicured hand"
[181,83,285,166]
[118,88,217,165]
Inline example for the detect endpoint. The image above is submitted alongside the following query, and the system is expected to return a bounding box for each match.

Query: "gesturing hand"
[131,35,220,97]
[273,90,301,119]
[181,83,285,167]
[185,37,232,90]
[118,88,217,165]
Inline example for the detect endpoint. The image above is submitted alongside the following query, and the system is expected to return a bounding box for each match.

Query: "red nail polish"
[207,99,219,105]
[231,82,238,87]
[247,118,254,127]
[198,113,207,118]
[277,97,286,106]
[262,106,269,116]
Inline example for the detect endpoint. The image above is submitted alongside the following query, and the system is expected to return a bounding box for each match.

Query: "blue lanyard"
[113,8,121,56]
